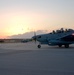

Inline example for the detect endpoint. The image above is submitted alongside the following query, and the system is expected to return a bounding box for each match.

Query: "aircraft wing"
[58,33,74,41]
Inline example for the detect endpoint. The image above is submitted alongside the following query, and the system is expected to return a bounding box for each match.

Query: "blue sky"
[0,0,74,38]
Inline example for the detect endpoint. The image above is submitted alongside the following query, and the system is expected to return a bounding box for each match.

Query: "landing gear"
[58,44,69,48]
[37,45,41,48]
[64,44,69,48]
[58,45,62,48]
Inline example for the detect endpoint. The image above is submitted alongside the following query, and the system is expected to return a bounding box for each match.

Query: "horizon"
[0,0,74,39]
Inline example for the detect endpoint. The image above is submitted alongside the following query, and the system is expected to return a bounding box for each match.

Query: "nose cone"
[32,36,36,40]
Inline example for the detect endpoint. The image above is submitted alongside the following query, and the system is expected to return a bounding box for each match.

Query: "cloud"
[8,30,47,39]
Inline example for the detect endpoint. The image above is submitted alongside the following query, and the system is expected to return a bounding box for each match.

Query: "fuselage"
[33,29,74,46]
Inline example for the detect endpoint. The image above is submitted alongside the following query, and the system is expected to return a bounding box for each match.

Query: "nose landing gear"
[37,45,41,48]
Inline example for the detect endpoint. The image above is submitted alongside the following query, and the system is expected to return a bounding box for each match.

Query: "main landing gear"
[58,44,69,48]
[64,44,69,48]
[58,45,62,48]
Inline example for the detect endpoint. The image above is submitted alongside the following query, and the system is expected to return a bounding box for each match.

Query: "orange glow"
[1,14,31,37]
[0,12,48,38]
[0,33,8,39]
[0,9,74,39]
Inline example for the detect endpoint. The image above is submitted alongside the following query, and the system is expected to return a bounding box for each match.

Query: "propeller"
[32,32,37,44]
[34,32,37,43]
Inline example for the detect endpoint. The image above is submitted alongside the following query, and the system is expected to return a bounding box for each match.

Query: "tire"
[37,45,41,48]
[58,45,62,47]
[64,44,69,48]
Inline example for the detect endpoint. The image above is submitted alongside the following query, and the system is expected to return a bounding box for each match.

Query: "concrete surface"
[0,42,74,75]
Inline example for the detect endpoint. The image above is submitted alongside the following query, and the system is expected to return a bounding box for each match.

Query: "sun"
[6,16,30,36]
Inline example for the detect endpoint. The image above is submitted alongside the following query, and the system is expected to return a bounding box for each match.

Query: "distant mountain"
[8,30,47,39]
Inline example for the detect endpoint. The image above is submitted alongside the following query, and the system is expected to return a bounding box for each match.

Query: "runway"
[0,42,74,75]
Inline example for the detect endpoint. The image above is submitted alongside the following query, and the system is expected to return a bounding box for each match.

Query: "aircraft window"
[38,36,41,38]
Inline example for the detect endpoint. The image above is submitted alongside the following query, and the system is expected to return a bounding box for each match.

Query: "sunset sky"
[0,0,74,38]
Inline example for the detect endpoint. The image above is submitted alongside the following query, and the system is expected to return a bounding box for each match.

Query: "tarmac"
[0,42,74,75]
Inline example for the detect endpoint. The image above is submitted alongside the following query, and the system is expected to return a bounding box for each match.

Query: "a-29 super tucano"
[32,28,74,48]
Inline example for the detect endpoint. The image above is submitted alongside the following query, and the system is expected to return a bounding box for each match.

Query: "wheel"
[37,45,41,48]
[58,45,62,47]
[64,44,69,48]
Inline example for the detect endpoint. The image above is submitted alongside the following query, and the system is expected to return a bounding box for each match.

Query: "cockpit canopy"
[51,28,74,34]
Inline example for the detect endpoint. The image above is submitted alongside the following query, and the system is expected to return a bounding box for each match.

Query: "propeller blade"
[34,32,36,43]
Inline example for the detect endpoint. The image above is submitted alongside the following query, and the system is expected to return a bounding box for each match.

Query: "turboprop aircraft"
[32,28,74,48]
